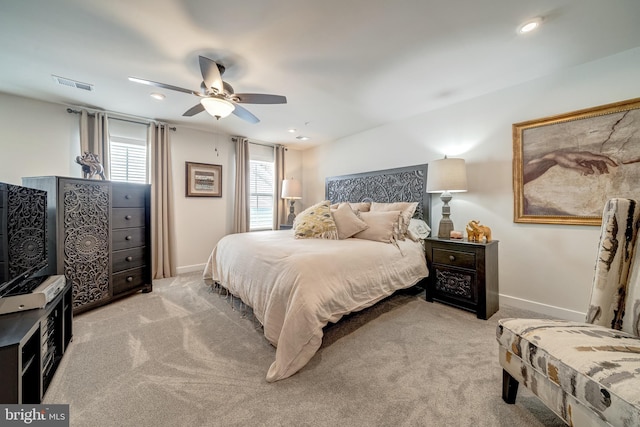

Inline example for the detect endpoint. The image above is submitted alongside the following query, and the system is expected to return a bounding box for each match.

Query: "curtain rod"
[66,108,177,131]
[232,137,282,148]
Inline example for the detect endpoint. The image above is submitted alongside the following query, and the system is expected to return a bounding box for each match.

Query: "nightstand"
[424,237,499,320]
[279,224,293,230]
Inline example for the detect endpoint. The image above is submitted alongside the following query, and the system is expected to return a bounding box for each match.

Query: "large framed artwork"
[513,97,640,225]
[185,162,222,197]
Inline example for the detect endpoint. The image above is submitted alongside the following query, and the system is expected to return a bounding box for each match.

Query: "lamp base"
[437,218,454,239]
[286,200,296,225]
[438,190,454,239]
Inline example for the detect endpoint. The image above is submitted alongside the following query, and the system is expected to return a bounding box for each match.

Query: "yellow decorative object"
[466,220,492,242]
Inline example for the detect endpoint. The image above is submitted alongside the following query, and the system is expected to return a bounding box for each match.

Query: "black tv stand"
[0,277,72,403]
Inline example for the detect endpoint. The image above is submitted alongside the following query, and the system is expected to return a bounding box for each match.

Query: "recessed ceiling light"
[518,17,542,34]
[296,136,310,141]
[150,93,165,100]
[287,128,296,133]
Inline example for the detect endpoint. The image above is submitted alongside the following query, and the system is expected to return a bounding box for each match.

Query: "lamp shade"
[426,157,468,193]
[200,97,235,118]
[281,179,302,199]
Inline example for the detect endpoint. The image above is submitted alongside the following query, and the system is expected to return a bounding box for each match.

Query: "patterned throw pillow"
[293,200,338,239]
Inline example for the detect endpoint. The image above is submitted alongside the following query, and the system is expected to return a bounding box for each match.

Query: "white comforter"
[203,230,428,382]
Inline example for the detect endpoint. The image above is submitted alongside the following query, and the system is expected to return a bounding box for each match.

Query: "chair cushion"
[497,318,640,425]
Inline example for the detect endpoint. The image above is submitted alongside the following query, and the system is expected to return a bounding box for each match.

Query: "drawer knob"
[125,195,131,199]
[449,255,455,261]
[126,256,133,262]
[125,215,132,220]
[126,276,133,282]
[125,235,132,240]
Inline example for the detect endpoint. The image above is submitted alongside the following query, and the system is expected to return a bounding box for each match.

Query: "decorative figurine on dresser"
[424,236,499,320]
[22,176,152,314]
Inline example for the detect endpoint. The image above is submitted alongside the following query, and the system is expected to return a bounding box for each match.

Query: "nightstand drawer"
[432,248,475,269]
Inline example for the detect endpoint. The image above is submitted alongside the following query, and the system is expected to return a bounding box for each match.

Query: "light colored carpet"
[44,271,565,426]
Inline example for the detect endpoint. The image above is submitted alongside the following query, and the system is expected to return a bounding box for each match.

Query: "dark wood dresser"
[424,237,499,319]
[22,177,152,314]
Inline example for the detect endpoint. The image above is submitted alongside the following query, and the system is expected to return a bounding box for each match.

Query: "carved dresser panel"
[62,179,110,309]
[22,177,152,314]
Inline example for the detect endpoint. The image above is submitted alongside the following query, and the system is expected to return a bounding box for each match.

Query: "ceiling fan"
[128,56,287,124]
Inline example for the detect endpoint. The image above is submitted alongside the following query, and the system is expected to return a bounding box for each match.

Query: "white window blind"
[110,138,147,183]
[249,160,274,230]
[108,119,148,183]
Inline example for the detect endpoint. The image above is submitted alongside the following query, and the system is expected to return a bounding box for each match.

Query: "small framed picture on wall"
[185,162,222,197]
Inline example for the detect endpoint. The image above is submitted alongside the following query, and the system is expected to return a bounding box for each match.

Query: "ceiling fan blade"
[128,77,198,96]
[233,93,287,104]
[183,103,205,117]
[199,56,224,93]
[232,104,260,124]
[223,81,234,94]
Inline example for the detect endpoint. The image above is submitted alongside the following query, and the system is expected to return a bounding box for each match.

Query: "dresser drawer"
[113,247,147,273]
[112,183,147,208]
[112,207,145,229]
[112,267,147,295]
[112,227,146,250]
[432,248,475,269]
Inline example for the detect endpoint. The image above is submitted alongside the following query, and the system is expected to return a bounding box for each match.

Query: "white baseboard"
[176,263,205,275]
[499,294,585,322]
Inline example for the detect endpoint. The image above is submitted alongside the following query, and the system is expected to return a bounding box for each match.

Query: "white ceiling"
[1,0,639,148]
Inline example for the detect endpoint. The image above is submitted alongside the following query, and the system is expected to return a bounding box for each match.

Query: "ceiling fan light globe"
[200,97,235,118]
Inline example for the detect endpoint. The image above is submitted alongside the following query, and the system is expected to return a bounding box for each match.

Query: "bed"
[203,164,431,382]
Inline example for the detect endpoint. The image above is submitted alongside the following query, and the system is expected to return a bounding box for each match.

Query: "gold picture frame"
[513,97,640,225]
[185,162,222,197]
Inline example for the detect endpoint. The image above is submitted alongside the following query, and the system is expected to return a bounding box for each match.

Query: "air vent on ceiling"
[52,75,94,92]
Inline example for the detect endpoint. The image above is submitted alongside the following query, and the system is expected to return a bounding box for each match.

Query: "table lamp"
[281,178,302,225]
[426,157,468,239]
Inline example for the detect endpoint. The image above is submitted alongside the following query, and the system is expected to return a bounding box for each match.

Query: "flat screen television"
[0,182,49,297]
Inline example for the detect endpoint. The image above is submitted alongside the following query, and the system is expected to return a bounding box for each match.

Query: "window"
[249,160,274,230]
[110,137,147,183]
[108,119,148,183]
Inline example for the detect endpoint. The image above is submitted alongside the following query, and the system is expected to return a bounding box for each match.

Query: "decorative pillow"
[406,218,431,242]
[293,200,338,239]
[353,211,401,244]
[348,202,371,212]
[330,202,371,212]
[331,203,369,239]
[370,202,418,239]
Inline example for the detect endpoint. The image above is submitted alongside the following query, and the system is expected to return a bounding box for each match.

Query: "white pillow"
[407,218,431,242]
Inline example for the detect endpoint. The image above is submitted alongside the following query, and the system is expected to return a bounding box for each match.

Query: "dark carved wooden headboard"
[325,164,430,226]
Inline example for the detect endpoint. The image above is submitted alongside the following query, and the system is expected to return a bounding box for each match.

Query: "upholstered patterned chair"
[497,198,640,426]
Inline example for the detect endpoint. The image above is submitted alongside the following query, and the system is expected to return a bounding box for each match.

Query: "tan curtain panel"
[233,137,250,233]
[149,123,176,279]
[273,145,286,230]
[79,110,110,179]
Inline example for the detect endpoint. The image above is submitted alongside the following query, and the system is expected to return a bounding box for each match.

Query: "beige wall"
[302,47,640,321]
